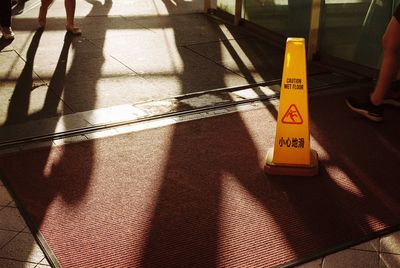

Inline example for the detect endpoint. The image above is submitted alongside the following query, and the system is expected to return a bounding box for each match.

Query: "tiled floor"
[0,181,50,268]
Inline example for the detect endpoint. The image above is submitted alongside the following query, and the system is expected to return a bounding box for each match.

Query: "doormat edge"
[0,170,61,268]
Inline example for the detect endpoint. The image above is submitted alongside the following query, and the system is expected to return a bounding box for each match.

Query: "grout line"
[379,251,400,256]
[0,256,39,265]
[349,248,381,253]
[0,230,20,250]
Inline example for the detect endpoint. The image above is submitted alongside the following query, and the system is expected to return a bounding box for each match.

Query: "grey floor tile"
[0,207,27,232]
[381,231,400,254]
[0,232,45,264]
[39,256,50,266]
[19,0,204,18]
[11,31,75,67]
[21,228,31,234]
[0,187,12,207]
[323,249,379,268]
[0,230,18,248]
[74,16,145,40]
[351,238,380,251]
[0,258,37,268]
[0,51,50,126]
[187,38,284,82]
[59,76,161,112]
[90,36,248,93]
[379,252,400,268]
[0,114,76,143]
[32,42,136,84]
[129,13,249,45]
[0,51,27,82]
[0,83,70,127]
[106,0,203,16]
[35,265,51,268]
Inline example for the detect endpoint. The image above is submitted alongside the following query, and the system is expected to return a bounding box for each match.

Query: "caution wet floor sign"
[273,38,310,165]
[265,38,318,176]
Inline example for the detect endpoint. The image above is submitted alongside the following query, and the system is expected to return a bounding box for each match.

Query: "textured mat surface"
[1,91,400,268]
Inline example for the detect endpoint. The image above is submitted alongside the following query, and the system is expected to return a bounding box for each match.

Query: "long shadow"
[141,2,400,267]
[4,28,43,125]
[0,1,111,266]
[309,91,400,227]
[0,38,14,51]
[1,32,87,268]
[140,1,273,267]
[258,89,400,265]
[12,0,27,15]
[262,90,400,265]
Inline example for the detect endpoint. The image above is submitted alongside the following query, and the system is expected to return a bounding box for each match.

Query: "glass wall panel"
[221,0,395,70]
[243,0,312,39]
[319,0,392,69]
[217,0,236,15]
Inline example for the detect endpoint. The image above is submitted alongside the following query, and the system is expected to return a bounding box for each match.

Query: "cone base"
[264,148,319,176]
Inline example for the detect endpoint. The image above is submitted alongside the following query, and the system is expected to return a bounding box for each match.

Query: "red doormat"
[1,92,400,268]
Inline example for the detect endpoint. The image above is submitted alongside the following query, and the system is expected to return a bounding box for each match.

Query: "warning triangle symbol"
[282,104,303,124]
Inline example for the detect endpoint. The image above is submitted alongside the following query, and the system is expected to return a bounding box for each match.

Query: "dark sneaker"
[382,95,400,107]
[345,97,384,122]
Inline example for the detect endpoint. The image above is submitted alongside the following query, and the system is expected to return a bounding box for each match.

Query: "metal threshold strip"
[0,78,371,150]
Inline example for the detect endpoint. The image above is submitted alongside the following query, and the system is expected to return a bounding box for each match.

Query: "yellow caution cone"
[264,38,318,176]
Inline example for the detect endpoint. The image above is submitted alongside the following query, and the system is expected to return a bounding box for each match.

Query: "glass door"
[216,0,395,70]
[318,0,392,69]
[243,0,313,40]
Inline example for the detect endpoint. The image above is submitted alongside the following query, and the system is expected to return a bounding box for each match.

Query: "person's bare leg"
[396,70,400,80]
[370,17,400,105]
[64,0,81,34]
[64,0,75,29]
[38,0,53,27]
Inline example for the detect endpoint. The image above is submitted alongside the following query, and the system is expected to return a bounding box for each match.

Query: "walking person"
[38,0,81,35]
[1,0,15,39]
[346,4,400,122]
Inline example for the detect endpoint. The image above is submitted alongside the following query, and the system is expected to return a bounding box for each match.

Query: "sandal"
[66,26,82,35]
[1,27,15,40]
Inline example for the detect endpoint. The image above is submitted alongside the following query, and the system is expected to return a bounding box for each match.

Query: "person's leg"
[1,0,15,39]
[381,15,400,106]
[0,0,12,28]
[346,12,400,122]
[64,0,81,34]
[370,16,400,105]
[383,67,400,106]
[64,0,75,28]
[38,0,54,27]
